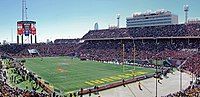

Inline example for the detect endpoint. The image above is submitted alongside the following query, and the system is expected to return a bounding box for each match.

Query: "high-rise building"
[126,10,178,27]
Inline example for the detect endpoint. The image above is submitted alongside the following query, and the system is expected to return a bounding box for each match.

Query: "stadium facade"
[126,10,178,27]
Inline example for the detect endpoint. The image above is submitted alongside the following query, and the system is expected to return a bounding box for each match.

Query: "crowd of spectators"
[0,83,48,97]
[23,43,78,57]
[78,38,200,60]
[54,39,80,44]
[0,59,49,97]
[182,53,200,77]
[82,23,200,40]
[82,28,130,40]
[0,43,78,58]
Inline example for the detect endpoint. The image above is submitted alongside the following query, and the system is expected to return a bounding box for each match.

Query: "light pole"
[155,63,158,97]
[132,39,136,78]
[184,5,189,24]
[155,38,158,97]
[180,43,184,92]
[180,68,183,92]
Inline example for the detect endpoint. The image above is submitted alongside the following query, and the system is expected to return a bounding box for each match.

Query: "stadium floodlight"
[184,5,189,23]
[117,14,120,28]
[184,5,189,12]
[117,14,120,19]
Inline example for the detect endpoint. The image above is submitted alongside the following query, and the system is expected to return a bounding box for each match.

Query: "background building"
[188,19,200,24]
[126,10,178,27]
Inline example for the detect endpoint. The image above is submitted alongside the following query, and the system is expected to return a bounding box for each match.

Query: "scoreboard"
[17,21,36,36]
[17,21,37,44]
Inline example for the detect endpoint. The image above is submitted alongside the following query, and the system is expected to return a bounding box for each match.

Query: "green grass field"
[24,56,155,94]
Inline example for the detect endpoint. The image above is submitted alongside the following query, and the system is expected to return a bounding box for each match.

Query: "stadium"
[0,0,200,97]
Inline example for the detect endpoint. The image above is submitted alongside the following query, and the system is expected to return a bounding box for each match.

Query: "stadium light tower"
[117,14,120,28]
[184,5,189,23]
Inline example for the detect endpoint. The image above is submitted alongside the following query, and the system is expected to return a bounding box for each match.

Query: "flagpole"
[133,39,136,77]
[122,43,125,72]
[180,43,184,93]
[155,37,158,97]
[180,69,182,92]
[133,39,136,70]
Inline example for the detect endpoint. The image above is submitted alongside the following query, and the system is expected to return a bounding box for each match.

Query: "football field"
[24,56,155,94]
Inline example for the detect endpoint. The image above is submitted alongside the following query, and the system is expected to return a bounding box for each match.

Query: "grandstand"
[0,23,200,96]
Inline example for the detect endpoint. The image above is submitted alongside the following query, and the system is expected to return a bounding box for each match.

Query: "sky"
[0,0,199,43]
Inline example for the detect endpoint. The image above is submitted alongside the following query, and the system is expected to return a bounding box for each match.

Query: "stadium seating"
[0,23,200,96]
[0,61,49,97]
[82,24,200,40]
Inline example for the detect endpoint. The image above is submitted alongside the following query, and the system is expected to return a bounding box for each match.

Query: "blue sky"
[0,0,199,43]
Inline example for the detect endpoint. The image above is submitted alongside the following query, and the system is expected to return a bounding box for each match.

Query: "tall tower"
[117,14,120,28]
[94,22,99,30]
[184,5,189,23]
[22,0,25,21]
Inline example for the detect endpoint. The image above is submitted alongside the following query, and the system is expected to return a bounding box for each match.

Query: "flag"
[28,49,39,54]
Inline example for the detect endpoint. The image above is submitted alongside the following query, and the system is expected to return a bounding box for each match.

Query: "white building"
[188,18,200,24]
[126,10,178,27]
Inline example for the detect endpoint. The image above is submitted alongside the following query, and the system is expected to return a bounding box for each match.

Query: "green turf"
[24,56,155,93]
